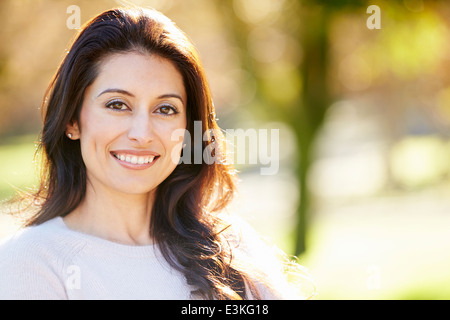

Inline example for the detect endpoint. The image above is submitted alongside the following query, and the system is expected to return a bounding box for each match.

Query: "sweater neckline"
[51,216,160,258]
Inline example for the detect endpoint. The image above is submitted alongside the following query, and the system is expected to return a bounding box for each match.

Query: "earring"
[67,133,72,139]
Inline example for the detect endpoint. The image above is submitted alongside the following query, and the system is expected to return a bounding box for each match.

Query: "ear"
[66,120,81,140]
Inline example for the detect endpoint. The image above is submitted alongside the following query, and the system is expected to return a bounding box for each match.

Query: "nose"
[127,112,155,145]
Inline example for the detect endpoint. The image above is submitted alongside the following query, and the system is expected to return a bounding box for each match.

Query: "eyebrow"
[97,88,185,104]
[158,93,185,104]
[97,88,135,98]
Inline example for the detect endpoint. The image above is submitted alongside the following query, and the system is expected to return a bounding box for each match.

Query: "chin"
[110,181,159,196]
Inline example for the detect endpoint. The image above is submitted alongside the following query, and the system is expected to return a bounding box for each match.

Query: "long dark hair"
[21,7,270,299]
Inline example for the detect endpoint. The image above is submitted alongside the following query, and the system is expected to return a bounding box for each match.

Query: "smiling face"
[67,51,187,196]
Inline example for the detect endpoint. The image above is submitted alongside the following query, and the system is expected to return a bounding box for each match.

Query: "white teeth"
[114,153,156,165]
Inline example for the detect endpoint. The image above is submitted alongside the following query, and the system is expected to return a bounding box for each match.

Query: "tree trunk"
[293,4,330,255]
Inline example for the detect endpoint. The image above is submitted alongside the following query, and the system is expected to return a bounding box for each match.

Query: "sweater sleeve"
[0,236,67,300]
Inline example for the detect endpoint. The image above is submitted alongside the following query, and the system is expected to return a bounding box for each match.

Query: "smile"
[111,151,160,169]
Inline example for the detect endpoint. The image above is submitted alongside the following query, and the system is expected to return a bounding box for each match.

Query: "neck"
[64,183,156,246]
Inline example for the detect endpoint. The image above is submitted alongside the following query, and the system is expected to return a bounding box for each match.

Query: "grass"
[0,134,40,201]
[298,188,450,300]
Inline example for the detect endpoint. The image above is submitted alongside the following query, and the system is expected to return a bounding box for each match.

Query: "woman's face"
[68,52,187,196]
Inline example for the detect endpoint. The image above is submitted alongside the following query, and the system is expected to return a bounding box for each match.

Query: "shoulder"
[0,217,83,299]
[0,217,82,260]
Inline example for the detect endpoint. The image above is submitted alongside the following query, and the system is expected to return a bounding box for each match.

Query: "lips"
[111,150,160,169]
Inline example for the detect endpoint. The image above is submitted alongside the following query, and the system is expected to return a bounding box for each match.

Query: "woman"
[0,6,308,300]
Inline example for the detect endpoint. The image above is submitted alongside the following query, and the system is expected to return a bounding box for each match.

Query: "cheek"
[156,121,186,165]
[78,108,122,159]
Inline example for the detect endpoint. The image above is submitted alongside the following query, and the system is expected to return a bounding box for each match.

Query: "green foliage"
[0,135,39,201]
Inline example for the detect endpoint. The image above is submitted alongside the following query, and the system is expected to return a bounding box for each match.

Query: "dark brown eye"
[157,104,178,115]
[106,100,128,111]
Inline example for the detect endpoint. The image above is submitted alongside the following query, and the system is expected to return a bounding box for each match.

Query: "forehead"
[90,51,186,101]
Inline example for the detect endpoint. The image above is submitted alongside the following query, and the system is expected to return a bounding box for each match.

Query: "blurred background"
[1,0,450,299]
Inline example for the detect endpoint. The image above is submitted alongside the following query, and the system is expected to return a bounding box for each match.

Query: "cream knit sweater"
[0,217,198,299]
[0,216,294,300]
